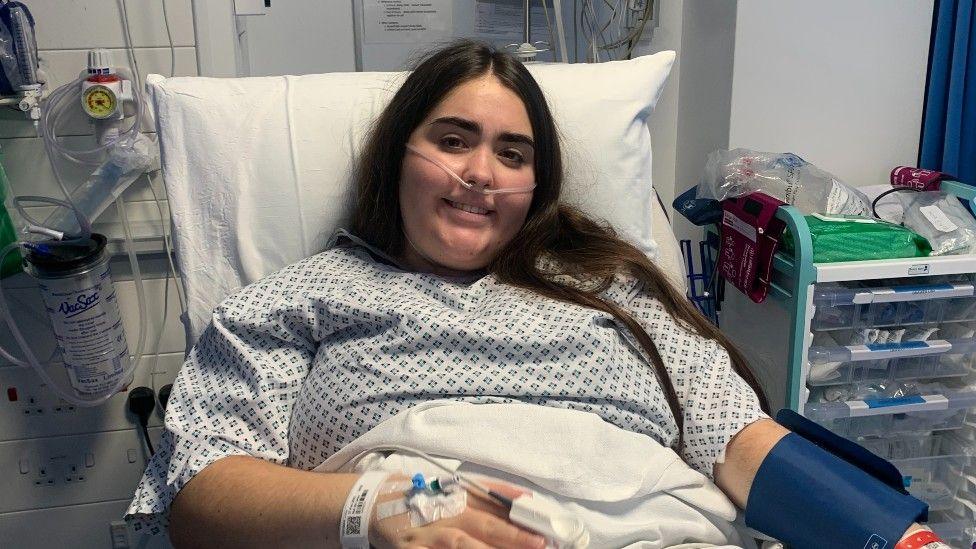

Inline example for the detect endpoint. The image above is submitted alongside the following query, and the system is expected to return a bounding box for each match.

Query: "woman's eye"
[500,149,525,164]
[440,136,466,149]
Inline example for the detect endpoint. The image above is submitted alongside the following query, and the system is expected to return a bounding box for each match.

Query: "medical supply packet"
[781,214,931,263]
[696,148,871,216]
[898,191,976,256]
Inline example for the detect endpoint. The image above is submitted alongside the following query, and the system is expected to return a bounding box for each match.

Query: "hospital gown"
[126,230,767,531]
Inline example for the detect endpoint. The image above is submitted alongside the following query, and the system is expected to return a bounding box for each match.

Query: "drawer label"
[866,341,928,351]
[908,264,930,275]
[865,395,925,408]
[853,283,975,303]
[849,340,950,360]
[847,394,950,417]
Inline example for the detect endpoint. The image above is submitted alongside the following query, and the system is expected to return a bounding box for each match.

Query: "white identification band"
[339,472,389,549]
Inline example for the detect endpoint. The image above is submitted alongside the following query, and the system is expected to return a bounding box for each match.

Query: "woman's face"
[398,74,536,276]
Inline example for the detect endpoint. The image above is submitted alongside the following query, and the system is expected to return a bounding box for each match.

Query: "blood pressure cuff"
[890,166,950,192]
[673,185,722,226]
[716,192,786,304]
[745,410,928,549]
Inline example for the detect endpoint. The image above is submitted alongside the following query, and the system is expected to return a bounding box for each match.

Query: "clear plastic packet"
[696,148,871,216]
[898,191,976,255]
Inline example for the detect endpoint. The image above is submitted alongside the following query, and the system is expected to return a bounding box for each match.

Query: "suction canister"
[23,234,131,396]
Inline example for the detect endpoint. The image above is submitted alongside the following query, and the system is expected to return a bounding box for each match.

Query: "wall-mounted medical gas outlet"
[0,427,162,514]
[0,354,180,443]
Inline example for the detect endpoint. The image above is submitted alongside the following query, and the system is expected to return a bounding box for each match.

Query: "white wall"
[629,0,739,260]
[241,0,358,75]
[0,1,194,547]
[730,0,933,187]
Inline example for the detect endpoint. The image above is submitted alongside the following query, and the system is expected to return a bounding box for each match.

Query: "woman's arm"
[169,455,360,548]
[712,418,787,508]
[713,419,925,542]
[169,455,548,549]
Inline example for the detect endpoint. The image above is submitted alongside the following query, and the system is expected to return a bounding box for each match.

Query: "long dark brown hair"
[351,40,768,451]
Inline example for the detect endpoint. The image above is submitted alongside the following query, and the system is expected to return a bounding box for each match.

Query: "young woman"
[129,40,927,548]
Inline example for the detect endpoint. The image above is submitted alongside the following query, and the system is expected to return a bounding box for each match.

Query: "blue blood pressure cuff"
[744,410,928,549]
[672,186,722,226]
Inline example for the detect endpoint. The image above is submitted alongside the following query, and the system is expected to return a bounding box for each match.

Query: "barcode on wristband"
[344,516,362,536]
[352,490,368,515]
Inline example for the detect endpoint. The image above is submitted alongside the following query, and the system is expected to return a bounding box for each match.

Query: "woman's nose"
[460,147,494,190]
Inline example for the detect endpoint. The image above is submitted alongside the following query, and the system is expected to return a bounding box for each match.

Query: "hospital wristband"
[339,471,389,549]
[894,529,948,549]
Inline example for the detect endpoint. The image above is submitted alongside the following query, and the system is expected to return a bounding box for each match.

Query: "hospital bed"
[144,52,768,548]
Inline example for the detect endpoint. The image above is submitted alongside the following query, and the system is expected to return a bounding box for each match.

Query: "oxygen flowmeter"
[80,50,132,120]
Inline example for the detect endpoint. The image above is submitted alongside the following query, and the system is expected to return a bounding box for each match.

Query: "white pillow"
[146,51,676,344]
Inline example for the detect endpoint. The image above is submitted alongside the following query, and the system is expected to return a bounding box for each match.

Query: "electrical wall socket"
[0,427,162,514]
[0,353,181,443]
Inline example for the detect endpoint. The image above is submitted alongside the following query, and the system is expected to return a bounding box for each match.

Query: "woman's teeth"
[446,199,489,215]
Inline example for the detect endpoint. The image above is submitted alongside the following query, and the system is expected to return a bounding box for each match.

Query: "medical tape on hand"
[372,476,468,528]
[339,472,389,549]
[373,480,414,521]
[375,499,409,520]
[406,488,468,527]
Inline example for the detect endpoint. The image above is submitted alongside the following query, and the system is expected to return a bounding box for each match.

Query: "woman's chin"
[434,252,490,273]
[433,230,492,257]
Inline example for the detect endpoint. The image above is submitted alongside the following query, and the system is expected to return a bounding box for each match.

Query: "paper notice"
[363,0,453,44]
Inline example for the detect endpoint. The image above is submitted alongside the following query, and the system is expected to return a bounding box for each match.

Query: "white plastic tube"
[116,195,149,383]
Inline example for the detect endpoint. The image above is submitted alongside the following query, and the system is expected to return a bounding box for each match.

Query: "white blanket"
[312,401,753,549]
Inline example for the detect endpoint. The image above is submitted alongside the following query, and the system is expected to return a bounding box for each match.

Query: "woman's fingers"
[466,480,533,519]
[404,526,493,549]
[400,508,546,549]
[479,480,532,500]
[452,509,547,549]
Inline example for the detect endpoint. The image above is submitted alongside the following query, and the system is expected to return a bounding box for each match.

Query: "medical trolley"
[709,180,976,546]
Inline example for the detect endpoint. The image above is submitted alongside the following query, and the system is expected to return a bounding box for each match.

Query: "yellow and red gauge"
[81,85,118,119]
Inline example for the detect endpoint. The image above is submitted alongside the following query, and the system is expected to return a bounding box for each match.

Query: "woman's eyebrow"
[430,116,480,133]
[499,132,535,149]
[430,116,535,149]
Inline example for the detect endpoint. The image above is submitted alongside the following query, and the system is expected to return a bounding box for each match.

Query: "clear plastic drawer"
[859,433,946,460]
[857,433,974,513]
[804,390,976,437]
[893,454,973,511]
[807,339,976,387]
[900,459,967,512]
[812,280,976,331]
[928,516,976,549]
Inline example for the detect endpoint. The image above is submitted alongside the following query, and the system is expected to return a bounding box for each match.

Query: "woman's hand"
[370,477,548,549]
